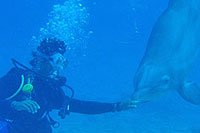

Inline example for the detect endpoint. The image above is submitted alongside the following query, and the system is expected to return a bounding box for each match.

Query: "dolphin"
[131,0,200,105]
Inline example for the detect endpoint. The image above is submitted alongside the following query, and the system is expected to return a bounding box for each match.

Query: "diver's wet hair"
[37,38,66,56]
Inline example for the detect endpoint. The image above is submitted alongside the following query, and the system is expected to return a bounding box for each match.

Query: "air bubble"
[33,0,89,50]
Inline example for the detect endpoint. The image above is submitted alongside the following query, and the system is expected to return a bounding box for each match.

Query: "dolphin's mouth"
[132,81,170,104]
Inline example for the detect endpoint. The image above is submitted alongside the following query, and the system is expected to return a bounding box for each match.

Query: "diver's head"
[30,38,67,78]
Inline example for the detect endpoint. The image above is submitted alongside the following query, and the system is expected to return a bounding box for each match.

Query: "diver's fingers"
[23,101,36,113]
[131,100,139,104]
[19,102,32,113]
[11,101,32,113]
[128,100,139,108]
[128,104,137,108]
[28,100,40,110]
[25,100,40,113]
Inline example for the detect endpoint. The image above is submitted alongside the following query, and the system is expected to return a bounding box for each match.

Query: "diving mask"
[50,53,67,77]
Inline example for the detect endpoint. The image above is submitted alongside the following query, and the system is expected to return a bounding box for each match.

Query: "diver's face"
[34,58,54,77]
[35,53,67,78]
[48,53,67,77]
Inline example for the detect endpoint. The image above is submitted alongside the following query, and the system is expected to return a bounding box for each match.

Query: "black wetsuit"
[0,68,117,133]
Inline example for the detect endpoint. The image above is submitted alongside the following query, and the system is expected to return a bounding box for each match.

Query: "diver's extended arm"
[67,97,136,114]
[68,98,118,114]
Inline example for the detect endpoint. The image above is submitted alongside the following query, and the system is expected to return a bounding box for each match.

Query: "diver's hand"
[11,100,40,114]
[115,99,137,111]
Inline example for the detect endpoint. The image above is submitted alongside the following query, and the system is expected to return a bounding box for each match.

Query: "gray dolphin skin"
[131,0,200,105]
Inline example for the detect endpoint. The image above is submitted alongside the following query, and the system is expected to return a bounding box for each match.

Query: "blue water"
[1,0,200,132]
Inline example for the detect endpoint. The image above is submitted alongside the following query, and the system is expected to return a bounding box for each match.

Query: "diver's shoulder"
[7,67,28,76]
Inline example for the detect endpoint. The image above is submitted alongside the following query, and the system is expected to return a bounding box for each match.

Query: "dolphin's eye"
[162,75,170,83]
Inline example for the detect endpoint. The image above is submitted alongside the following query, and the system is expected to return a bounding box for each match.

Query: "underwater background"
[1,0,200,132]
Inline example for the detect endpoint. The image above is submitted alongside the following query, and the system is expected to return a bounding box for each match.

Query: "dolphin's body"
[132,0,200,105]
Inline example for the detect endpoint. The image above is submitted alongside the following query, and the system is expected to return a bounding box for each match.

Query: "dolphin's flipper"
[178,81,200,105]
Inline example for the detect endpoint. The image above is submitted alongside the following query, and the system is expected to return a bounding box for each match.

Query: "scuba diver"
[0,38,135,133]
